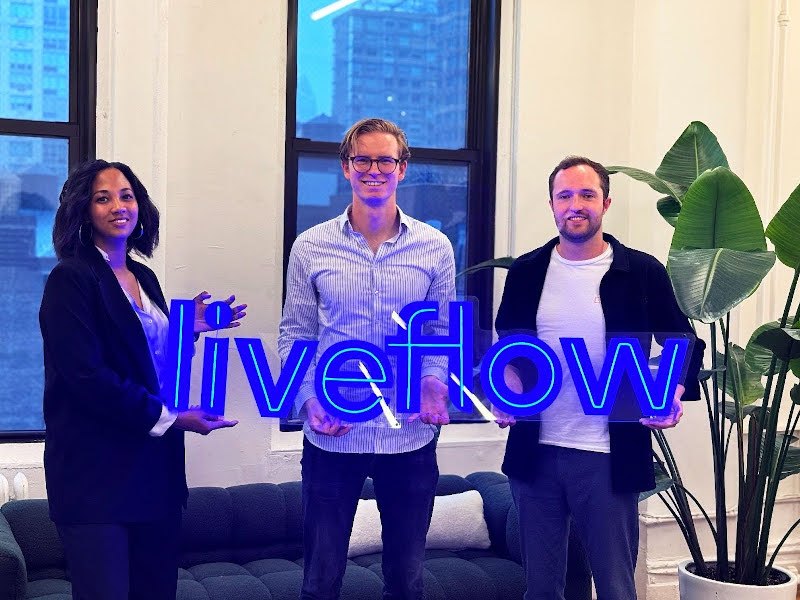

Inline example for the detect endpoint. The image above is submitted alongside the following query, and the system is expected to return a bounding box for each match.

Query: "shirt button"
[373,290,379,295]
[155,350,161,356]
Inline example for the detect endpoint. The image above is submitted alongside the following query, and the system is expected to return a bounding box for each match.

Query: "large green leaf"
[791,384,799,405]
[755,327,800,362]
[745,315,799,375]
[756,433,800,481]
[639,460,674,502]
[722,400,766,422]
[671,167,767,251]
[457,257,514,278]
[765,181,800,269]
[655,121,729,189]
[657,196,682,227]
[714,345,764,407]
[779,446,800,481]
[606,166,684,201]
[667,249,776,322]
[699,366,725,381]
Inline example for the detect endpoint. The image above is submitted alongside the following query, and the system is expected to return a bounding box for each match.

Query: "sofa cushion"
[21,577,71,599]
[180,482,303,568]
[348,490,491,557]
[0,500,64,580]
[355,552,525,600]
[425,490,490,550]
[174,558,383,600]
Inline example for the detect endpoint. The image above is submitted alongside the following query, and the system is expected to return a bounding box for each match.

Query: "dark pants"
[300,438,439,600]
[56,511,181,600]
[510,445,639,600]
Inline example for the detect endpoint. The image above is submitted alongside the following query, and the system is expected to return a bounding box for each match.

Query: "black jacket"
[39,244,187,523]
[496,234,705,493]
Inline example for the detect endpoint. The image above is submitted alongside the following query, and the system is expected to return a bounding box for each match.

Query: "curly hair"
[53,159,160,259]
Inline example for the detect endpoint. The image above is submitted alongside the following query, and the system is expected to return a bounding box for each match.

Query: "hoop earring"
[78,223,92,247]
[130,222,144,240]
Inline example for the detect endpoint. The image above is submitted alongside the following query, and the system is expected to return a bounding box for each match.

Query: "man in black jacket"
[493,156,704,599]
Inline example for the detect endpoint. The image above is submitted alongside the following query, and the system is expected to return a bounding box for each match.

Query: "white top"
[95,246,177,436]
[536,244,613,453]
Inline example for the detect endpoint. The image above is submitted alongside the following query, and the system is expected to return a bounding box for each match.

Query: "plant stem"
[674,483,718,543]
[752,268,799,583]
[709,322,729,578]
[766,514,800,576]
[756,363,791,584]
[653,432,706,571]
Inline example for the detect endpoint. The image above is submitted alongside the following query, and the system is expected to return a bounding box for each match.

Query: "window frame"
[282,0,501,429]
[0,0,97,441]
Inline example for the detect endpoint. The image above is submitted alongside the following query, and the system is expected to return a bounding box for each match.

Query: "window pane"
[296,0,470,149]
[297,154,468,294]
[0,0,71,122]
[0,135,67,431]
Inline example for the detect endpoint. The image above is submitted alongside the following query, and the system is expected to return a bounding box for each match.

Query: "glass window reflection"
[296,0,470,150]
[1,0,71,122]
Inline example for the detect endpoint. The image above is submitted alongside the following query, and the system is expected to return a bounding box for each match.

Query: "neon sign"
[163,299,691,422]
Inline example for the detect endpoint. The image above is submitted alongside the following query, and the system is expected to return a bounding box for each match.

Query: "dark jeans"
[300,438,439,600]
[510,445,639,600]
[56,511,181,600]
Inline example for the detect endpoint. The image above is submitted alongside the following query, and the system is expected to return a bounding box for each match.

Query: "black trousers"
[56,510,181,600]
[300,438,439,600]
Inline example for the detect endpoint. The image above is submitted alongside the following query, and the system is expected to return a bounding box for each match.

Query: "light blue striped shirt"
[278,206,456,454]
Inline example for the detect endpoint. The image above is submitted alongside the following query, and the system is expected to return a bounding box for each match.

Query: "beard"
[557,216,601,244]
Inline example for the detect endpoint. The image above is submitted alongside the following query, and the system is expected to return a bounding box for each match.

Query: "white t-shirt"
[536,244,613,453]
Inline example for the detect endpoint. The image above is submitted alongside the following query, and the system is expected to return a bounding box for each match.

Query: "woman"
[39,159,244,599]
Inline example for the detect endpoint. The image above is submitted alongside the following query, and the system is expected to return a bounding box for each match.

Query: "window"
[10,25,35,42]
[286,0,500,314]
[284,0,501,428]
[0,0,97,438]
[10,3,36,21]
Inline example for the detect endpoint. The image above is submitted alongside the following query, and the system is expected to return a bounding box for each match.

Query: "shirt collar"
[95,245,111,262]
[95,245,151,310]
[336,204,412,235]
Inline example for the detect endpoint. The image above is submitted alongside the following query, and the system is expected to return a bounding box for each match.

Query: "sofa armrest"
[0,510,26,600]
[465,472,518,561]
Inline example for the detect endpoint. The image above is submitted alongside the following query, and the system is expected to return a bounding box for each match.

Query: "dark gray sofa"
[0,471,590,599]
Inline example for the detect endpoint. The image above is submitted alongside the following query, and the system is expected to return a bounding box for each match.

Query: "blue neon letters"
[164,299,690,421]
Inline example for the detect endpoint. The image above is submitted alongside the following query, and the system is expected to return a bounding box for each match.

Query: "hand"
[173,407,238,435]
[492,405,516,428]
[409,375,450,426]
[640,384,684,430]
[192,292,247,334]
[493,364,520,428]
[305,397,352,436]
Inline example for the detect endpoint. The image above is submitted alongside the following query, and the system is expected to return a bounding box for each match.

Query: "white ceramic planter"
[678,560,798,600]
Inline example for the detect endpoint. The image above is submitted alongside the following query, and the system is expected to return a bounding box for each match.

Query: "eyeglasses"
[348,156,403,174]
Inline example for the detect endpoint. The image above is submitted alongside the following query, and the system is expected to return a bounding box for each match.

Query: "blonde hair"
[339,118,411,164]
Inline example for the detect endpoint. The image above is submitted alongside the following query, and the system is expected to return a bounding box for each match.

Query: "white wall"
[2,1,799,597]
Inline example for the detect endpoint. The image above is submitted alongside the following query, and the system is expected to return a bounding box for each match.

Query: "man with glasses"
[279,118,455,600]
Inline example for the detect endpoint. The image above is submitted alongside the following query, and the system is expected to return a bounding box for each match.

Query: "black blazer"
[496,234,705,493]
[39,244,187,524]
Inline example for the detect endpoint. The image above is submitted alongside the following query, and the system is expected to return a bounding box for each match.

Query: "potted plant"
[610,122,800,598]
